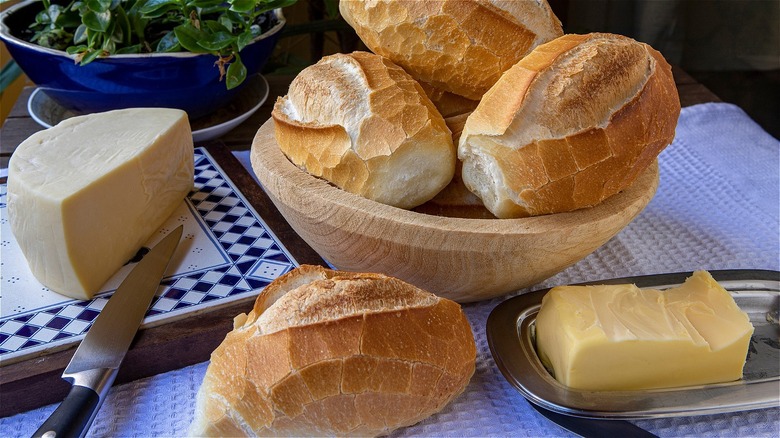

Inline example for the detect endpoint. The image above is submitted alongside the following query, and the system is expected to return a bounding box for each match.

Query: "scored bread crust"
[189,265,477,437]
[270,51,455,210]
[458,33,681,218]
[340,0,563,100]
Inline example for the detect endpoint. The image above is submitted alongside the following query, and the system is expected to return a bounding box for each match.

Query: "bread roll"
[270,51,455,210]
[340,0,563,100]
[414,112,496,218]
[189,265,476,437]
[418,82,480,118]
[459,33,681,218]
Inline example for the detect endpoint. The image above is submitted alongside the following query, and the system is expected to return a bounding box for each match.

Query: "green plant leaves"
[229,0,256,13]
[196,31,234,51]
[111,6,131,45]
[115,43,143,54]
[237,30,254,51]
[66,45,88,55]
[34,28,73,50]
[189,0,226,8]
[258,0,297,13]
[81,48,104,64]
[217,14,233,33]
[55,10,83,29]
[173,22,210,53]
[156,31,180,52]
[26,0,293,89]
[82,9,111,32]
[73,24,88,43]
[126,0,151,41]
[177,19,238,53]
[85,0,113,13]
[139,0,179,18]
[225,56,246,90]
[46,4,63,25]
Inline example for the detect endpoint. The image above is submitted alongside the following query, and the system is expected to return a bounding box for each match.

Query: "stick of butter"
[535,271,754,390]
[7,108,194,300]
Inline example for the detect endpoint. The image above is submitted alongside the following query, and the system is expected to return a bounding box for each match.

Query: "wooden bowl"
[251,119,658,302]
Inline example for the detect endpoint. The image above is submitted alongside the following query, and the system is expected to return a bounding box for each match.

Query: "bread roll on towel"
[189,265,476,437]
[271,51,455,210]
[340,0,563,100]
[459,33,681,218]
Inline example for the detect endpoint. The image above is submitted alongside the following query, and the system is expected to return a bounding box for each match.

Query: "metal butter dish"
[486,269,780,419]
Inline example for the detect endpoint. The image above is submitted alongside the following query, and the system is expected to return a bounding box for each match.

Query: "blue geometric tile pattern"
[0,148,297,361]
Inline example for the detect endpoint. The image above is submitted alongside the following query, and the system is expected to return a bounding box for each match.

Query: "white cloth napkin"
[2,102,778,437]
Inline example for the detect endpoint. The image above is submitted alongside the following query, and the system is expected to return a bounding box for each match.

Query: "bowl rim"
[0,0,286,61]
[251,118,660,237]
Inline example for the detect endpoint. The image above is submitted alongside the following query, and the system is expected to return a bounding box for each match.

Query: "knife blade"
[529,401,658,438]
[33,225,183,438]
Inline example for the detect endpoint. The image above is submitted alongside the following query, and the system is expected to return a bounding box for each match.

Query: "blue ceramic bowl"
[0,0,284,119]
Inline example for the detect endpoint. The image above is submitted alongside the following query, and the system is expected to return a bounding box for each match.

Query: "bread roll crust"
[459,33,681,218]
[340,0,563,100]
[418,82,480,118]
[414,112,496,218]
[271,51,455,210]
[190,265,476,437]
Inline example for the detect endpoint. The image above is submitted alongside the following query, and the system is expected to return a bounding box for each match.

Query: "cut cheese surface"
[7,108,194,300]
[535,271,754,390]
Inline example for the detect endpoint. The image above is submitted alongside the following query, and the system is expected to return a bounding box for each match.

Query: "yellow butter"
[7,108,194,300]
[535,271,754,390]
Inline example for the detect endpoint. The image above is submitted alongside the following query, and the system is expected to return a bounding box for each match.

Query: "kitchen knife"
[530,401,658,438]
[33,225,183,438]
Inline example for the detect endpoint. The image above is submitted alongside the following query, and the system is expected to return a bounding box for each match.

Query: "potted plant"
[0,0,294,119]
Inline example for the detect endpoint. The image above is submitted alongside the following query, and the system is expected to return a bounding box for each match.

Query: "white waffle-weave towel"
[2,102,778,437]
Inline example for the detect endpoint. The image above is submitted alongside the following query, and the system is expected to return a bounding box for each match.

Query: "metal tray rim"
[486,269,780,419]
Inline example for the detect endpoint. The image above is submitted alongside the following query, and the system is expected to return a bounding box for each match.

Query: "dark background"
[555,0,779,139]
[3,0,775,138]
[275,0,779,139]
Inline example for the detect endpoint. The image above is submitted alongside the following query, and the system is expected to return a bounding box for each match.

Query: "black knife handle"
[32,385,100,438]
[530,402,659,438]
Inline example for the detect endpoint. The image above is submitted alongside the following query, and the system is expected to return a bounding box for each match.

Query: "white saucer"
[27,74,269,143]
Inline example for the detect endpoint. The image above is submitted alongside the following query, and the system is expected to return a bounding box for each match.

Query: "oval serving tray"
[486,269,780,419]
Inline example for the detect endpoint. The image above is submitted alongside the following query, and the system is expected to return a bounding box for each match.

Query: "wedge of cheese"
[7,108,194,300]
[535,271,754,390]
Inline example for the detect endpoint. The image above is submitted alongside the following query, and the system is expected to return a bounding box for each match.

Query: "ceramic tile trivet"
[0,147,297,364]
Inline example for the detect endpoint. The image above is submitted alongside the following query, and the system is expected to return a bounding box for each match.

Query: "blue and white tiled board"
[0,148,298,364]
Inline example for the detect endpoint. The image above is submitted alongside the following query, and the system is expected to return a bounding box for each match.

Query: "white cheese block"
[535,271,754,390]
[7,108,194,300]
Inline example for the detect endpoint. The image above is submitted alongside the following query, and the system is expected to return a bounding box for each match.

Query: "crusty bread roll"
[414,112,496,218]
[340,0,563,100]
[459,33,681,218]
[189,265,476,437]
[418,82,480,118]
[270,51,455,210]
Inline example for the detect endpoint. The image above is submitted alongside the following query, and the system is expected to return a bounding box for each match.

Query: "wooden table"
[0,67,722,417]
